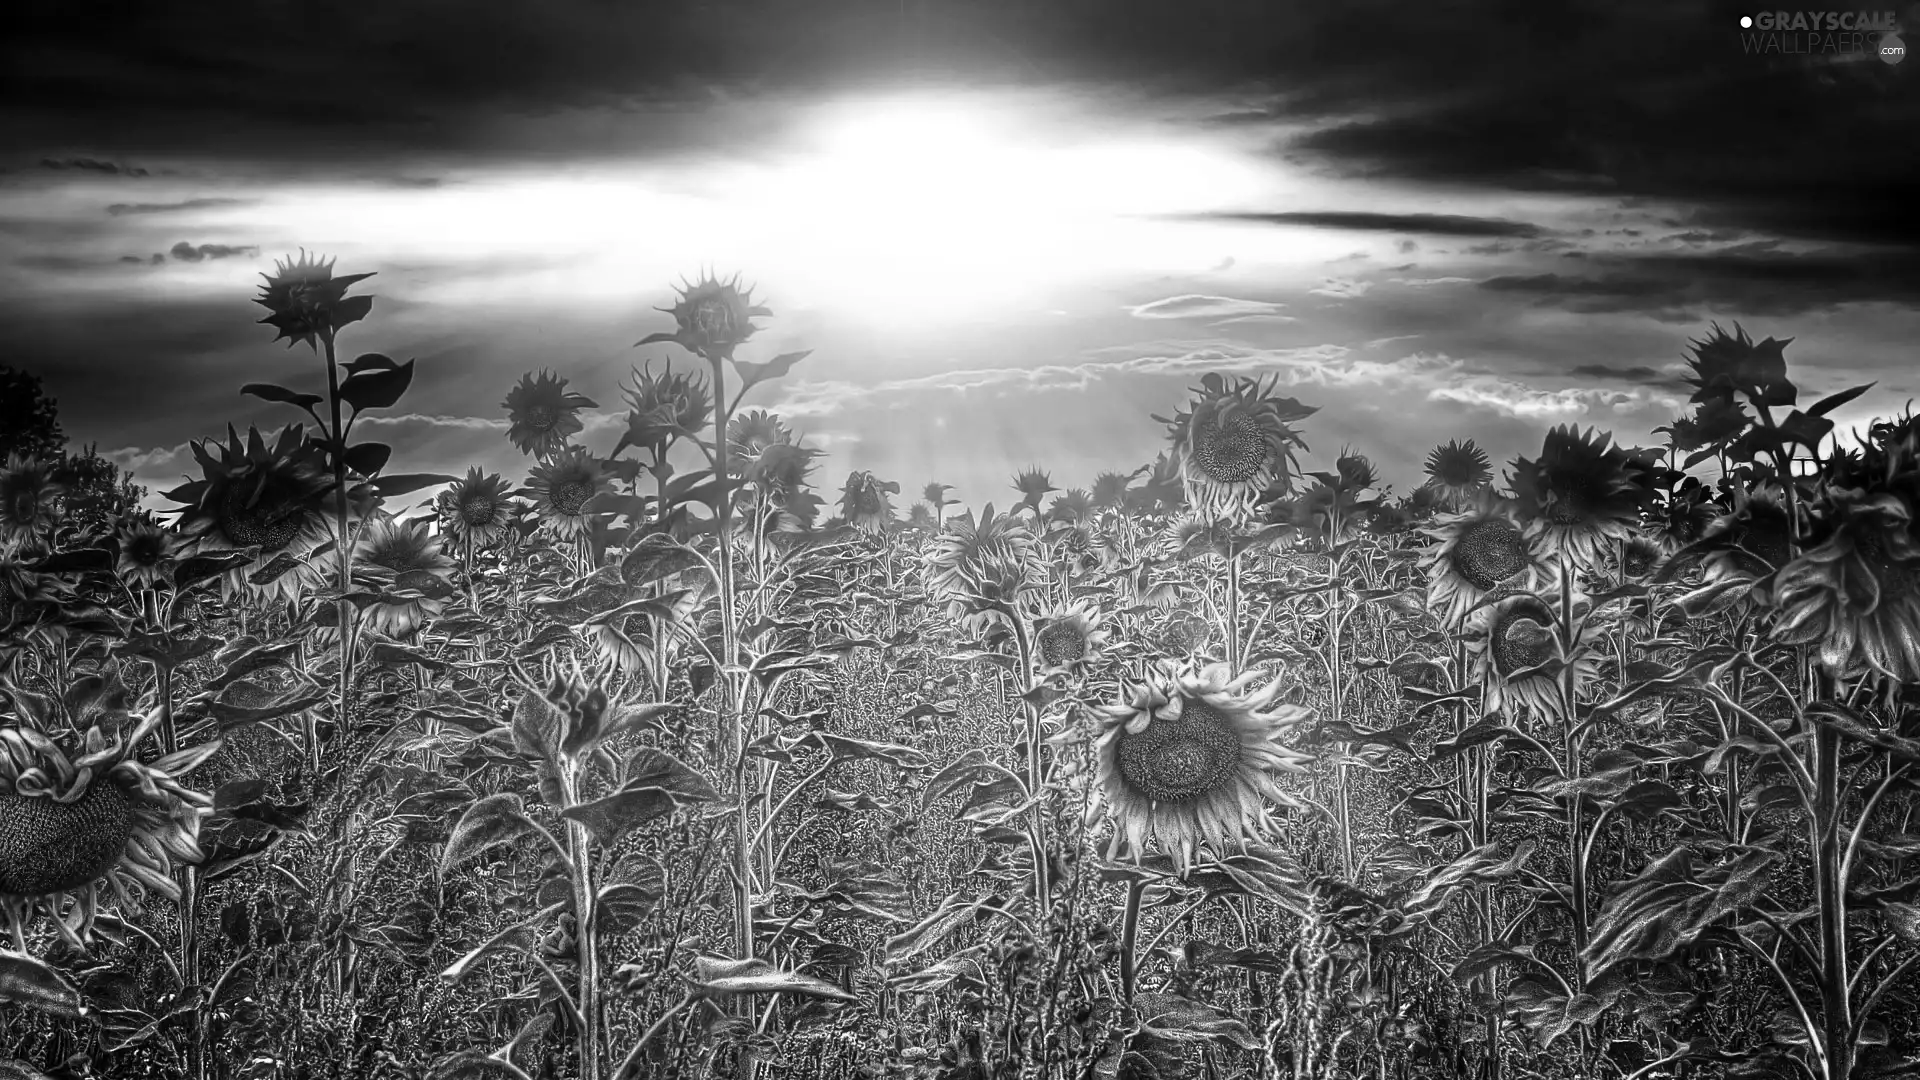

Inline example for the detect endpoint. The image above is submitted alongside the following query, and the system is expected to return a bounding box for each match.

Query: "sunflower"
[1126,452,1186,516]
[1161,374,1315,522]
[726,408,788,463]
[527,448,606,542]
[1697,487,1796,584]
[744,441,824,532]
[1508,426,1648,573]
[1,704,216,948]
[114,518,176,590]
[1091,470,1138,511]
[163,425,335,597]
[0,454,64,554]
[253,249,376,351]
[1048,489,1094,526]
[350,515,457,638]
[1422,439,1492,511]
[1772,489,1920,683]
[924,505,1044,614]
[837,471,898,535]
[1032,602,1110,677]
[1467,588,1599,724]
[621,364,712,454]
[504,371,597,459]
[438,467,516,549]
[1090,662,1313,872]
[906,504,938,534]
[1421,499,1541,628]
[1684,322,1796,408]
[1012,467,1057,513]
[1616,536,1665,581]
[640,273,771,362]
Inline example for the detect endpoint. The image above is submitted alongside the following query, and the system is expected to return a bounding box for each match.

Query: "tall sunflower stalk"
[635,273,809,984]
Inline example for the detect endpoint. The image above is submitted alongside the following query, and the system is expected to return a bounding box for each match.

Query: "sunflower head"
[837,471,899,534]
[1162,374,1316,521]
[1684,321,1796,409]
[1423,439,1492,509]
[0,454,65,554]
[744,442,825,533]
[921,482,953,511]
[1091,469,1139,511]
[906,504,938,533]
[254,250,376,351]
[162,425,334,596]
[1773,488,1920,683]
[504,370,597,459]
[1509,426,1648,572]
[622,363,713,453]
[1032,602,1110,676]
[1421,499,1539,627]
[114,518,176,590]
[438,467,516,548]
[1090,662,1313,873]
[1012,467,1057,511]
[924,504,1043,611]
[1047,489,1094,526]
[726,408,789,462]
[1699,487,1796,583]
[350,515,456,638]
[1,702,215,947]
[527,448,606,542]
[649,273,770,361]
[1467,587,1598,723]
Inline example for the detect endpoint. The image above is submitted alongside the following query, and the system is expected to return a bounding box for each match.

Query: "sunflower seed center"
[1449,518,1530,591]
[1192,414,1266,485]
[1115,699,1243,803]
[460,496,498,526]
[0,783,135,897]
[553,481,595,516]
[1492,613,1556,675]
[1038,621,1087,666]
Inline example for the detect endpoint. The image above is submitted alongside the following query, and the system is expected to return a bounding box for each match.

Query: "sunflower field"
[4,256,1920,1080]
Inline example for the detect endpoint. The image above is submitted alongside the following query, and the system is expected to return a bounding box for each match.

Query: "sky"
[3,0,1918,516]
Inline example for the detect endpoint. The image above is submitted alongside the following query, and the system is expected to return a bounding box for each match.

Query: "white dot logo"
[1740,15,1753,27]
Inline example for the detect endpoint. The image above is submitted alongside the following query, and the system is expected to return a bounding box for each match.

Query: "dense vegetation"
[3,255,1919,1080]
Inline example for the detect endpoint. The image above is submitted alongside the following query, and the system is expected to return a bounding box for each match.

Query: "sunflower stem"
[1556,561,1591,996]
[146,590,206,1080]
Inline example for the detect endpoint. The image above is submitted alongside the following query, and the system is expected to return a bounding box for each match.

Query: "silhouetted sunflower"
[504,370,597,459]
[1422,439,1492,510]
[639,273,771,361]
[253,249,375,351]
[1698,487,1796,584]
[1509,426,1647,572]
[620,364,712,453]
[1090,662,1313,872]
[164,425,334,597]
[837,471,898,534]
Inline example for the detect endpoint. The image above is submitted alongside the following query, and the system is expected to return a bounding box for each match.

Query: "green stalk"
[561,764,602,1080]
[146,590,205,1080]
[1557,562,1590,981]
[1009,615,1052,916]
[1327,548,1353,879]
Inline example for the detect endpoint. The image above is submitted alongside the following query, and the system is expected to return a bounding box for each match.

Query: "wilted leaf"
[690,956,855,1002]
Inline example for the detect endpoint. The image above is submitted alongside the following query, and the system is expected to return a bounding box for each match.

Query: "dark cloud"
[1478,246,1920,319]
[169,241,258,262]
[107,197,252,216]
[40,156,150,176]
[1172,211,1545,239]
[1568,364,1665,382]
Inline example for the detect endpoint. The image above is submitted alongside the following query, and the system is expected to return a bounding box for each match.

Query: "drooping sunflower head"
[837,471,899,535]
[1421,500,1540,627]
[527,447,606,542]
[1091,662,1314,873]
[744,442,825,534]
[653,273,770,361]
[1684,321,1796,408]
[1773,488,1920,684]
[1423,439,1492,509]
[438,467,516,548]
[163,424,334,596]
[620,362,711,453]
[921,482,953,511]
[1032,602,1111,676]
[1467,589,1597,724]
[1508,425,1648,572]
[1163,374,1316,521]
[0,454,65,554]
[1699,487,1796,583]
[253,249,376,351]
[504,370,597,459]
[0,705,216,947]
[114,518,176,590]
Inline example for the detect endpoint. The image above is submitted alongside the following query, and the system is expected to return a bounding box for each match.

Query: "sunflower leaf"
[729,350,812,394]
[559,784,686,846]
[171,550,258,592]
[427,1051,535,1080]
[690,956,856,1002]
[339,360,415,411]
[1807,382,1875,417]
[1134,990,1260,1050]
[241,382,324,411]
[440,901,566,984]
[441,793,543,874]
[342,441,393,477]
[0,951,83,1019]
